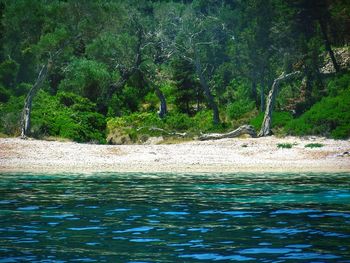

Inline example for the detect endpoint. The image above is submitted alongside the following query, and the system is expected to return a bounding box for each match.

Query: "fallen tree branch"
[136,126,188,137]
[198,125,257,141]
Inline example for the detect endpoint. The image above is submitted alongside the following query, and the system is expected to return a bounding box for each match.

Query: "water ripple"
[0,172,349,262]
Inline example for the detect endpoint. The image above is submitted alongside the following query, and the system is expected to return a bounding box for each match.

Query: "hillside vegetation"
[0,0,349,143]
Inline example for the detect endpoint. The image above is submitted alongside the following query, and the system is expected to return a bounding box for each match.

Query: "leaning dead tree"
[258,71,301,137]
[21,60,51,138]
[198,125,257,141]
[20,35,75,139]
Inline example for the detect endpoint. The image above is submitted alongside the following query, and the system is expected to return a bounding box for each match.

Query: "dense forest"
[0,0,349,144]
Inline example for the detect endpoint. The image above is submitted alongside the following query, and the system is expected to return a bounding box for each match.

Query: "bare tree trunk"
[258,71,301,137]
[194,50,220,125]
[154,85,167,118]
[199,125,257,140]
[319,19,340,73]
[21,62,50,138]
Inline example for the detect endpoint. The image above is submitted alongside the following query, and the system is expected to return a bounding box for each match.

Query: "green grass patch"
[305,143,324,148]
[277,143,293,149]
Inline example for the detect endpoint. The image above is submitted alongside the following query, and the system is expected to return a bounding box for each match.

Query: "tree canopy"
[0,0,349,142]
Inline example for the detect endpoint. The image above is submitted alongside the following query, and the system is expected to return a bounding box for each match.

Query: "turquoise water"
[0,172,350,262]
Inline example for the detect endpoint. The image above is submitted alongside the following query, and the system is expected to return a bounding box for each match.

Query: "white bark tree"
[258,71,301,137]
[21,62,51,138]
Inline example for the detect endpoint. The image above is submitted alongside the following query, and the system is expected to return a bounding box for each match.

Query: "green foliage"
[108,85,146,117]
[107,112,163,143]
[31,91,106,143]
[58,58,110,102]
[106,110,225,144]
[171,58,200,114]
[225,79,255,120]
[227,99,255,120]
[192,110,224,132]
[0,85,11,102]
[277,143,293,149]
[0,59,19,88]
[327,72,350,97]
[107,112,163,132]
[287,89,350,139]
[86,33,138,69]
[0,95,24,135]
[164,112,194,131]
[305,143,324,148]
[161,84,177,109]
[0,0,349,143]
[35,27,69,58]
[13,83,32,97]
[250,111,293,131]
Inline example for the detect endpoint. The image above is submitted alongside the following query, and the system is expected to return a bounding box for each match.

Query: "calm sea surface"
[0,172,350,262]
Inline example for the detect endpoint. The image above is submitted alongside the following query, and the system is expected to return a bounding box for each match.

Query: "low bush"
[286,89,350,139]
[327,72,350,97]
[0,95,24,135]
[226,98,255,120]
[277,143,293,149]
[164,112,194,131]
[250,111,293,132]
[31,91,106,143]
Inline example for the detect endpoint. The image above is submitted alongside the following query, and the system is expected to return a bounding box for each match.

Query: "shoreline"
[1,137,350,174]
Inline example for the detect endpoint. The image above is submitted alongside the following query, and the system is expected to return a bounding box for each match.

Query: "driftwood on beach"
[198,125,257,141]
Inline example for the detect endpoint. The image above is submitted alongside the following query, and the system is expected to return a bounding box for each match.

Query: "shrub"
[287,89,350,139]
[0,59,19,87]
[108,85,147,116]
[58,58,110,102]
[0,85,11,102]
[277,143,293,149]
[107,112,161,144]
[31,91,106,143]
[192,110,225,133]
[250,111,293,131]
[164,112,194,131]
[327,72,350,97]
[0,95,24,135]
[226,99,255,120]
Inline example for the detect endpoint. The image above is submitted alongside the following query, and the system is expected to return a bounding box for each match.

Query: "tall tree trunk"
[319,19,340,73]
[258,71,301,137]
[21,62,50,138]
[154,85,167,119]
[194,50,220,125]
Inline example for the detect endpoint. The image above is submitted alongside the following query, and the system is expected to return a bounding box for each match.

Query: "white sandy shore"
[0,137,350,174]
